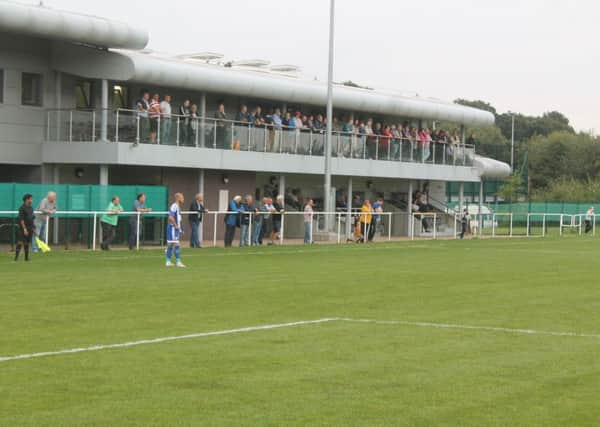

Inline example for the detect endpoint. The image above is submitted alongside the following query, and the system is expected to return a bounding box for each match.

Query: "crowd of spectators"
[134,91,469,161]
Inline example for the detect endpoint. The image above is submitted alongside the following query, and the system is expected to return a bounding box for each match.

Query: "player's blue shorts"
[166,224,180,243]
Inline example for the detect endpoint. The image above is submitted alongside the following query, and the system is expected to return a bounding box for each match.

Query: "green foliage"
[527,131,600,190]
[497,174,524,202]
[531,177,600,202]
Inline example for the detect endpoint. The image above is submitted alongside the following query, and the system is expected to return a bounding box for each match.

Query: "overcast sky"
[37,0,600,132]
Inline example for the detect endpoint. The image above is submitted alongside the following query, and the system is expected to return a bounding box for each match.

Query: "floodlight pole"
[510,114,515,173]
[324,0,335,230]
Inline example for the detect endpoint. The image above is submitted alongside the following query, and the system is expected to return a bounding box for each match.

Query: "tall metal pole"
[510,114,515,173]
[324,0,335,229]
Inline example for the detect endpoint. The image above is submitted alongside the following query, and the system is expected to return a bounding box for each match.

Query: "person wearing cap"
[585,207,595,234]
[15,194,35,262]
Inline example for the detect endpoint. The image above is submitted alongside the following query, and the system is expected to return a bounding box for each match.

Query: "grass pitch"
[1,238,600,426]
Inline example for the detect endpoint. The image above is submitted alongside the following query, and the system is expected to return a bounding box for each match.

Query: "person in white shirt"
[585,207,595,234]
[303,199,314,244]
[160,95,172,144]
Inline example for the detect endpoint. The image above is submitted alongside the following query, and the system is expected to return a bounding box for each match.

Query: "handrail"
[50,107,476,148]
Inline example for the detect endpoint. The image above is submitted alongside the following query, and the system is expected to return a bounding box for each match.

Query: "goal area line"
[2,317,599,364]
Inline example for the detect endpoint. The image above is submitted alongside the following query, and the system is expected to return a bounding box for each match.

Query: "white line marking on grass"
[0,318,339,363]
[338,318,600,339]
[3,317,599,364]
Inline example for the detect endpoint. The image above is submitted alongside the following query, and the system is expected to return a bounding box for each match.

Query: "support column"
[459,182,465,216]
[55,71,62,141]
[407,180,413,237]
[479,181,484,237]
[52,165,60,245]
[279,175,285,198]
[198,169,205,195]
[460,125,466,144]
[198,169,205,246]
[199,92,207,148]
[100,79,109,142]
[346,177,353,238]
[99,165,109,186]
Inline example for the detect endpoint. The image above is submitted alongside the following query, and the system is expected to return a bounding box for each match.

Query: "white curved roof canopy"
[0,0,148,50]
[471,155,511,179]
[118,50,494,127]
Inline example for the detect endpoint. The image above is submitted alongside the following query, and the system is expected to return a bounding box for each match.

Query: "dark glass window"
[21,72,43,106]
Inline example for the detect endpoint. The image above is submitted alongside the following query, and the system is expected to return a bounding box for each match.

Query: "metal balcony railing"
[45,108,475,166]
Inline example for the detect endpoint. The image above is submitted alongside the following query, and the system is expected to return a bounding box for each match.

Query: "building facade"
[0,1,510,242]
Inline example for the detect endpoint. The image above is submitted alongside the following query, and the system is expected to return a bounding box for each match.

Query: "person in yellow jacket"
[359,199,374,243]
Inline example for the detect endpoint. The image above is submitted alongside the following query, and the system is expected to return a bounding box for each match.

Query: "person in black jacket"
[188,193,205,248]
[15,194,35,262]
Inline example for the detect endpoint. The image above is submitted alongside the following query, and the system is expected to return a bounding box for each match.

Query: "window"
[75,80,94,109]
[21,72,43,106]
[0,69,4,103]
[113,84,129,109]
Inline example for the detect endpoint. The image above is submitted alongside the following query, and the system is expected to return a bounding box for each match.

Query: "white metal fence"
[3,210,596,250]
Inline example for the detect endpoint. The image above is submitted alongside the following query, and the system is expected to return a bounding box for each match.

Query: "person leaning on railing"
[32,191,57,254]
[214,103,228,149]
[135,90,150,143]
[148,94,161,144]
[128,193,152,250]
[100,196,123,251]
[179,99,191,146]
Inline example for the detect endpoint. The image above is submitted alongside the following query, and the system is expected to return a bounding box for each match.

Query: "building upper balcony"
[41,108,496,182]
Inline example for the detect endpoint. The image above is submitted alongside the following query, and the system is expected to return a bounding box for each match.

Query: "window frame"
[0,69,4,104]
[21,72,44,107]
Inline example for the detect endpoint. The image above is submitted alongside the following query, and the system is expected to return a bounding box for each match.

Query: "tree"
[497,174,524,202]
[454,99,497,115]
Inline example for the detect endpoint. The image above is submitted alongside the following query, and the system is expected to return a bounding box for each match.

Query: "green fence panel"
[1,184,168,217]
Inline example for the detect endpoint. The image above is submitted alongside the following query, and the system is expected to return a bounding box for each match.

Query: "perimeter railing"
[45,108,475,166]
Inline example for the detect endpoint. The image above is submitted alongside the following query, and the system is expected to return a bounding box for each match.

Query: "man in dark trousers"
[460,208,470,239]
[15,194,35,262]
[189,193,205,248]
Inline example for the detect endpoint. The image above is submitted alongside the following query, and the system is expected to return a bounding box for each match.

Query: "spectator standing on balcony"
[585,207,595,234]
[100,196,123,251]
[189,104,199,146]
[365,119,376,159]
[294,112,303,129]
[269,108,282,152]
[15,194,35,262]
[303,198,314,244]
[189,193,205,248]
[179,99,191,146]
[466,132,476,146]
[148,94,161,144]
[391,125,402,160]
[240,195,255,247]
[135,91,150,143]
[381,125,392,160]
[224,195,242,248]
[236,105,249,124]
[128,193,152,250]
[214,103,227,148]
[160,95,172,144]
[250,106,264,127]
[32,191,57,254]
